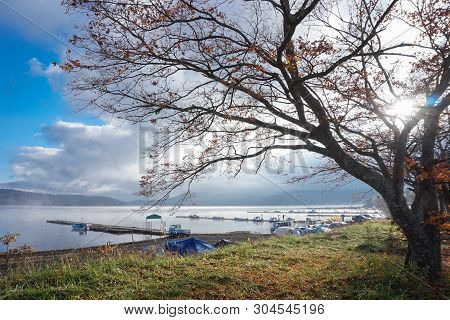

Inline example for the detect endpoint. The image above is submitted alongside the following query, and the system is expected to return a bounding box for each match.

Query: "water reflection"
[72,230,88,236]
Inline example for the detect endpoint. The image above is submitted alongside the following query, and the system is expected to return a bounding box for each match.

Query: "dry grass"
[0,221,448,300]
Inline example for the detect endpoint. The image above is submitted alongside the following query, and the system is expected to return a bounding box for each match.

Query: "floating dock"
[47,220,165,236]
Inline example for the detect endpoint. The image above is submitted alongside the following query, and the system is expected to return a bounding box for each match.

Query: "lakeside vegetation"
[0,221,448,300]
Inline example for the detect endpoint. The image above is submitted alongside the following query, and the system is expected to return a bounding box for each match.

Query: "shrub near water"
[0,221,448,299]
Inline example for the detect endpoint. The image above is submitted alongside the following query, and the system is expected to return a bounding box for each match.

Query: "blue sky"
[0,4,208,200]
[0,4,102,182]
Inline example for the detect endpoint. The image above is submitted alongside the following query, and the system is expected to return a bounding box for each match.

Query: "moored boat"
[270,221,292,233]
[72,223,90,231]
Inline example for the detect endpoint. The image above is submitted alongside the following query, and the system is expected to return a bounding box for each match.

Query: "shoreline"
[2,221,446,300]
[0,232,271,274]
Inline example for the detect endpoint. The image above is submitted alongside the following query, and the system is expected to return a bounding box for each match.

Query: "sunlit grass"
[0,221,448,299]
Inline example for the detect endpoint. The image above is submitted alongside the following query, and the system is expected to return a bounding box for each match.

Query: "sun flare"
[388,99,418,118]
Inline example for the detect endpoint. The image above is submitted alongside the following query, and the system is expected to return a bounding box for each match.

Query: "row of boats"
[248,209,318,214]
[271,214,386,235]
[187,214,294,223]
[187,213,386,223]
[72,213,384,235]
[271,221,346,235]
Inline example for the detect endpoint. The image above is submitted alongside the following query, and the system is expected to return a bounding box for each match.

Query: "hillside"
[0,189,125,206]
[0,221,448,299]
[0,188,369,207]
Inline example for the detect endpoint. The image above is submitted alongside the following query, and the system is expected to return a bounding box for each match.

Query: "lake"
[0,205,373,252]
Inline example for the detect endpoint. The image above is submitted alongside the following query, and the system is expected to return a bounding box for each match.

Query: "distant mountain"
[0,186,371,207]
[0,189,126,206]
[162,189,370,206]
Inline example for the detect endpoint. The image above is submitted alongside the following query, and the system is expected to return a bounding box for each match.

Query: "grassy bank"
[0,221,448,299]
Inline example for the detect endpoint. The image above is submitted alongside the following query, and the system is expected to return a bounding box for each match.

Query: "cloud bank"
[6,120,367,203]
[10,121,141,198]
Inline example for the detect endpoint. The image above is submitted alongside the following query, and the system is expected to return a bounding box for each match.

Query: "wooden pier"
[47,220,166,236]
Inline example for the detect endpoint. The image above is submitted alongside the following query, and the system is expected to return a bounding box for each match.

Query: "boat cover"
[146,214,162,220]
[213,239,234,248]
[165,237,214,255]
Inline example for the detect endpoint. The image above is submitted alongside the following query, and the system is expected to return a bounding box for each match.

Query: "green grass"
[0,221,448,299]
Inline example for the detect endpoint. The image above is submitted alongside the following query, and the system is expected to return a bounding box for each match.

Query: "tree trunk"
[385,186,442,278]
[404,222,441,277]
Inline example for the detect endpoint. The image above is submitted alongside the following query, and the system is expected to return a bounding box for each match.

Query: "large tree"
[63,0,449,276]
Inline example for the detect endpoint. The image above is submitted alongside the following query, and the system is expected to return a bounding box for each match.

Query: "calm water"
[0,205,372,252]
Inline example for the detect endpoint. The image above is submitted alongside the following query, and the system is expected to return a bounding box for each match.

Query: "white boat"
[271,221,293,233]
[293,226,309,236]
[273,227,295,236]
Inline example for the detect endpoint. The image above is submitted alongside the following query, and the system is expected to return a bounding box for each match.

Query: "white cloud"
[10,121,141,198]
[28,57,65,90]
[7,120,366,203]
[28,58,62,77]
[7,120,317,200]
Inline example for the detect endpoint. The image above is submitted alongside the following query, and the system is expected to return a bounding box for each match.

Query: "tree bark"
[404,222,441,276]
[386,187,442,277]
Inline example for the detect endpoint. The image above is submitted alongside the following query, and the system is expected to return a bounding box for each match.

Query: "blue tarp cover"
[165,237,214,255]
[146,214,162,219]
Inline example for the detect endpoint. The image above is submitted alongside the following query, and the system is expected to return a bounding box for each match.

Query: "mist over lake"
[0,205,371,252]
